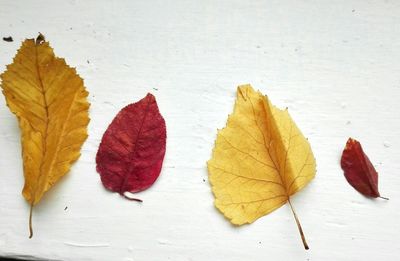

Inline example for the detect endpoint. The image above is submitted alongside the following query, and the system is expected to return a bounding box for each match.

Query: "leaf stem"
[29,203,33,239]
[122,193,143,202]
[288,198,309,250]
[379,196,389,200]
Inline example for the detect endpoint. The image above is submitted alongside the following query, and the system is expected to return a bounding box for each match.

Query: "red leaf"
[340,138,386,199]
[96,93,166,201]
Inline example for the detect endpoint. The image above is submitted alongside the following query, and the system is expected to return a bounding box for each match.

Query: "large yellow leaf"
[208,84,316,249]
[0,34,90,237]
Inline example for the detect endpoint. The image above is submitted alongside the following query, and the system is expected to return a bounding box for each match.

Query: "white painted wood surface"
[1,0,400,260]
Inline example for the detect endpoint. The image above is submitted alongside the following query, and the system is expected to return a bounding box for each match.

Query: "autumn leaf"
[207,84,316,249]
[341,138,387,199]
[0,34,90,238]
[96,93,166,201]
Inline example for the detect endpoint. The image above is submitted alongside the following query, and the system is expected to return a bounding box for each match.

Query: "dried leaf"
[207,84,316,249]
[96,93,166,201]
[0,34,90,237]
[340,138,387,199]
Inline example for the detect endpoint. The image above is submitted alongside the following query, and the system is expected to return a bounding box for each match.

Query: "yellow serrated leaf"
[0,34,90,238]
[207,84,316,249]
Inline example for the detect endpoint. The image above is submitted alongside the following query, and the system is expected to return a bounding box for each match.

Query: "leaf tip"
[146,92,155,100]
[35,33,45,45]
[236,84,253,100]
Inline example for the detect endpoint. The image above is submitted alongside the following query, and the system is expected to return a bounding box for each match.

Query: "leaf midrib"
[32,42,82,203]
[248,95,288,198]
[33,42,50,204]
[119,96,151,194]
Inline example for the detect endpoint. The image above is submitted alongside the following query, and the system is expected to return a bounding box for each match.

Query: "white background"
[1,0,399,260]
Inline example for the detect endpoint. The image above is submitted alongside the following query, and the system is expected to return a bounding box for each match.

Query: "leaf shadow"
[30,168,75,213]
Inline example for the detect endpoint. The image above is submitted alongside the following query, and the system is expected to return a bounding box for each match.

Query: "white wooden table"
[1,1,399,260]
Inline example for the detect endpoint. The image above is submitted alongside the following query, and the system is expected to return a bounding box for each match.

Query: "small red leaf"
[340,138,384,198]
[96,93,166,201]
